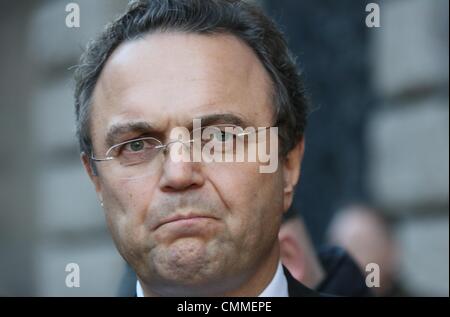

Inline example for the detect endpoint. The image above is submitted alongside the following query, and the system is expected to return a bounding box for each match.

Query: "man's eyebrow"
[104,113,251,146]
[192,113,251,129]
[105,121,154,147]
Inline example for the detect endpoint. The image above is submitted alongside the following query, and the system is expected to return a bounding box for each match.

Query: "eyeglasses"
[90,124,274,180]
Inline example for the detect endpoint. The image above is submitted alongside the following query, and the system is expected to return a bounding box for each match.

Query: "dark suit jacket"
[316,245,372,297]
[119,265,321,297]
[283,266,321,297]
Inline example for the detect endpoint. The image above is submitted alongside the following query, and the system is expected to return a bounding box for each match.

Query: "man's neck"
[222,243,280,297]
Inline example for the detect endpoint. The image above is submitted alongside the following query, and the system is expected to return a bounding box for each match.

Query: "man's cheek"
[224,209,255,242]
[113,215,149,258]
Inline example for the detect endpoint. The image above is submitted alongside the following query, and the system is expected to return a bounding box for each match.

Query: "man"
[75,0,317,296]
[327,205,408,296]
[280,208,372,296]
[278,209,326,289]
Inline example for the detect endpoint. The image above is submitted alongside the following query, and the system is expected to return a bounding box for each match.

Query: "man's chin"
[152,238,223,282]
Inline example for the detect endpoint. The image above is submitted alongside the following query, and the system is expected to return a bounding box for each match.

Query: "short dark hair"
[74,0,309,157]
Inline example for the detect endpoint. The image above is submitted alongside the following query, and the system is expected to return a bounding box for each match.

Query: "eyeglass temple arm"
[90,156,114,162]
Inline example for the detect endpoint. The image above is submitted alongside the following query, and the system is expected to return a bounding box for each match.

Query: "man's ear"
[282,137,305,212]
[279,230,305,283]
[81,152,103,202]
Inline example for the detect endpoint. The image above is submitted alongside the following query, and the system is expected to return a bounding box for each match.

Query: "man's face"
[84,32,301,296]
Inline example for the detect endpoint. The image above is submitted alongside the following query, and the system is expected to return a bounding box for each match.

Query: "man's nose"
[159,148,205,192]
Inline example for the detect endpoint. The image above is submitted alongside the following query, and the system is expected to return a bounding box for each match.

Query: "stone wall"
[0,0,130,296]
[367,0,449,295]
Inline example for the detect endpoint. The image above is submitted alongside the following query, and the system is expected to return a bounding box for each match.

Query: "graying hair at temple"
[74,0,310,158]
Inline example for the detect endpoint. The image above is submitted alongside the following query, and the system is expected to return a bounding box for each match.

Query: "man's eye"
[126,140,145,152]
[213,131,233,142]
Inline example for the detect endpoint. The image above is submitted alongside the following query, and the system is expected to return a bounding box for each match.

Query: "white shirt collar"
[136,279,144,297]
[258,261,289,297]
[136,261,288,297]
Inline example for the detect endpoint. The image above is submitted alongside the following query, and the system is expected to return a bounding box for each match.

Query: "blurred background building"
[0,0,448,296]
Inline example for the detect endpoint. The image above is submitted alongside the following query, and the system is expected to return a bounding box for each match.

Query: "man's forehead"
[94,32,271,102]
[100,31,268,82]
[90,31,273,135]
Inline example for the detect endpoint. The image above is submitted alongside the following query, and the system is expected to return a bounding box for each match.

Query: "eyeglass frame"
[89,124,273,164]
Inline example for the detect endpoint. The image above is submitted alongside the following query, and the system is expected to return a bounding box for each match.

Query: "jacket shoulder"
[283,266,322,297]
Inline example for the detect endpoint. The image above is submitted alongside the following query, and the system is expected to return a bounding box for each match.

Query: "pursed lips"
[153,213,218,230]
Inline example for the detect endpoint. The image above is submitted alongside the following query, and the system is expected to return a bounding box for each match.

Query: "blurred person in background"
[327,204,410,296]
[279,208,372,296]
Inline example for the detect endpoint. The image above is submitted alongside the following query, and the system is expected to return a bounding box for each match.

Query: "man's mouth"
[154,213,218,230]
